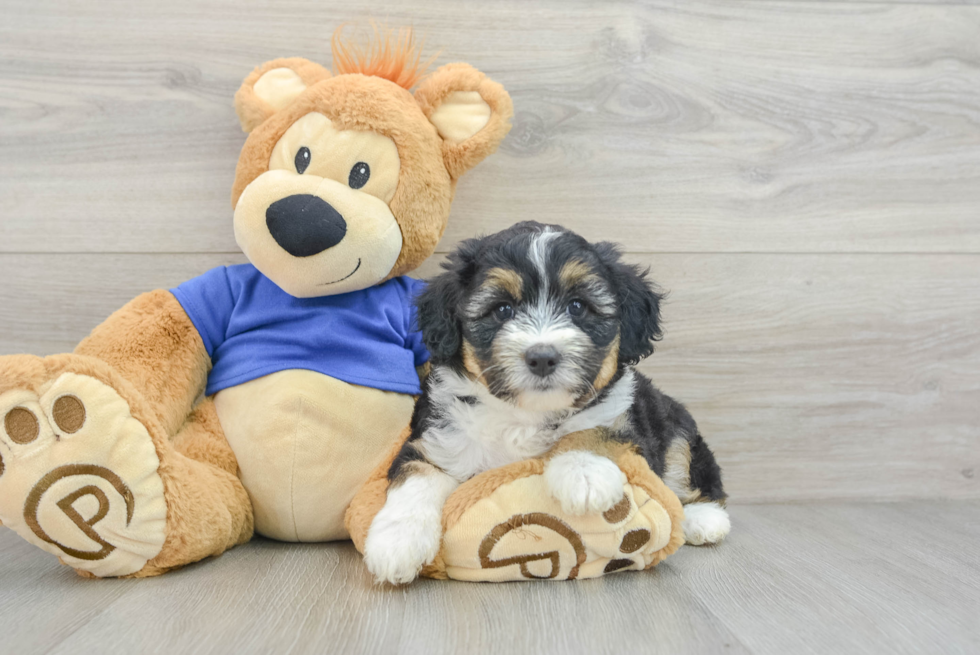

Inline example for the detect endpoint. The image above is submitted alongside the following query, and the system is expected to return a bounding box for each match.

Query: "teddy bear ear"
[414,63,513,180]
[233,58,331,133]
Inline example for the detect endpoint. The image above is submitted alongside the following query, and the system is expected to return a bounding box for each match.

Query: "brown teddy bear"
[0,27,513,578]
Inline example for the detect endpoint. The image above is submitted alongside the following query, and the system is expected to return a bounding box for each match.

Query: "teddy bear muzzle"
[233,169,404,299]
[265,194,348,258]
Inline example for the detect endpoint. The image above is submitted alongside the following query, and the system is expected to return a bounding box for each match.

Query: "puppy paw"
[363,503,443,585]
[682,502,731,545]
[545,451,626,516]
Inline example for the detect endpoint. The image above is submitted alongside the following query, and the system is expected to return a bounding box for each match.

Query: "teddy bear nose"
[266,194,347,257]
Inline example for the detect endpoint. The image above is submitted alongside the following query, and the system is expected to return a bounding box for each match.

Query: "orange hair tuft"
[331,23,435,90]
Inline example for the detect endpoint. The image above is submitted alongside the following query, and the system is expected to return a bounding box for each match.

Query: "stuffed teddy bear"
[0,27,513,578]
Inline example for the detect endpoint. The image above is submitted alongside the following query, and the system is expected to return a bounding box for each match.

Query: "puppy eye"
[567,299,587,317]
[295,147,311,174]
[349,162,371,189]
[492,303,514,322]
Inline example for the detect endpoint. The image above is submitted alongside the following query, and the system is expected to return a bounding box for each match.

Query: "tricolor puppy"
[364,222,729,585]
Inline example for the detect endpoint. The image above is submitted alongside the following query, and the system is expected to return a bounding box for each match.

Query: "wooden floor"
[0,501,977,655]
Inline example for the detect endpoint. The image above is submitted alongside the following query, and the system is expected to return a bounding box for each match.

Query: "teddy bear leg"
[76,290,254,574]
[133,397,254,578]
[0,354,253,578]
[0,291,251,577]
[73,289,210,439]
[171,397,240,476]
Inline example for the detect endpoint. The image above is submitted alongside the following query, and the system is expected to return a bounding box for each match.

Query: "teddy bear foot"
[0,368,167,577]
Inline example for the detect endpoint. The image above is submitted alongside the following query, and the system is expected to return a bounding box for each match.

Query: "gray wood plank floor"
[2,502,977,655]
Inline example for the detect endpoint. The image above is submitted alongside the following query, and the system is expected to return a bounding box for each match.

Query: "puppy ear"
[414,63,513,180]
[234,58,331,133]
[415,237,482,362]
[415,271,464,362]
[595,242,665,365]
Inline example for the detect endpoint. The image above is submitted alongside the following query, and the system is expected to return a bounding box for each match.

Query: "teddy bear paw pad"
[0,373,167,577]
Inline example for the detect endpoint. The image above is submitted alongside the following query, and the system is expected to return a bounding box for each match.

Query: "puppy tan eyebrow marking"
[464,267,525,319]
[483,267,523,301]
[559,260,599,288]
[559,259,617,315]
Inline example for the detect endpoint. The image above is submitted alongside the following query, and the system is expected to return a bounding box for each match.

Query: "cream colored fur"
[253,67,310,110]
[429,91,492,143]
[0,373,167,577]
[214,369,415,542]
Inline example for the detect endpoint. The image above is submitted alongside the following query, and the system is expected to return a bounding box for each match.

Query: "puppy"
[364,222,729,585]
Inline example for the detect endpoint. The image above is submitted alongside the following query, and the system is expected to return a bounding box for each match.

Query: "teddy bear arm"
[73,290,258,567]
[74,289,211,437]
[63,290,253,576]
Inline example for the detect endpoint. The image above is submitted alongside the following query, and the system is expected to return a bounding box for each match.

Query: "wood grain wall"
[1,0,978,502]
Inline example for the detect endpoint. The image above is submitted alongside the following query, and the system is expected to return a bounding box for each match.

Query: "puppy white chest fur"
[418,367,635,482]
[419,371,559,480]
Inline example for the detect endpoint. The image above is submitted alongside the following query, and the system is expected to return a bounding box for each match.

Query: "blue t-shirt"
[171,264,429,396]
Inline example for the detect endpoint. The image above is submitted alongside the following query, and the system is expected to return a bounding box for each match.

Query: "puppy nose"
[525,345,562,378]
[266,194,347,257]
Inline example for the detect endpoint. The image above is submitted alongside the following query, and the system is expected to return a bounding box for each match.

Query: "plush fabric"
[232,62,514,280]
[414,63,514,181]
[0,348,254,579]
[428,91,492,144]
[214,370,416,542]
[233,73,455,280]
[74,289,212,438]
[346,431,685,582]
[234,57,332,133]
[233,111,406,297]
[0,371,168,577]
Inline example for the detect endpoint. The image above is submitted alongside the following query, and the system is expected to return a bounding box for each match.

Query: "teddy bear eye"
[295,147,311,174]
[349,162,371,189]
